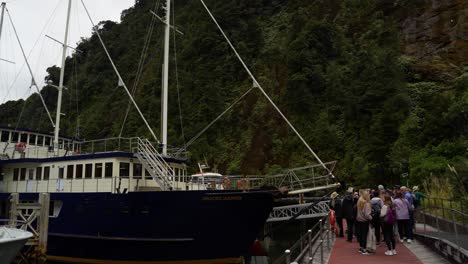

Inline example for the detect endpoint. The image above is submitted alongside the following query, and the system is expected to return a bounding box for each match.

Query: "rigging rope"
[5,6,62,129]
[198,0,335,179]
[1,0,61,104]
[81,0,160,144]
[172,0,186,148]
[182,87,255,151]
[119,0,161,137]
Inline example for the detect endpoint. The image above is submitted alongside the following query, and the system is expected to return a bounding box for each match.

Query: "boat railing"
[77,137,140,154]
[0,219,27,229]
[1,144,68,159]
[74,137,188,160]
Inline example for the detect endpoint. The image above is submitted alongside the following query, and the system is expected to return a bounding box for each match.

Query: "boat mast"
[161,0,170,156]
[0,3,5,42]
[54,0,72,155]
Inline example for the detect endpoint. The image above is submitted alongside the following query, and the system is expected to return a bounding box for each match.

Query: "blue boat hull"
[1,191,273,262]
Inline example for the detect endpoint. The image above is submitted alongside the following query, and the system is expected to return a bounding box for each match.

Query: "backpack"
[384,206,396,225]
[371,203,381,223]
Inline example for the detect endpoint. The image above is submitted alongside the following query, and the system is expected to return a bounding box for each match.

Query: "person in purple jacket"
[401,186,414,241]
[393,192,412,243]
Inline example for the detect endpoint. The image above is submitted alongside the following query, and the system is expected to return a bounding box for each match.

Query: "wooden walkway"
[328,234,450,264]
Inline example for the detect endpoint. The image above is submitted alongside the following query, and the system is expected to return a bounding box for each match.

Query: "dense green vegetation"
[0,0,466,195]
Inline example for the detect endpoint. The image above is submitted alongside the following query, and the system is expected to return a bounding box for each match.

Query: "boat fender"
[330,209,336,227]
[15,142,26,152]
[222,176,231,189]
[237,178,250,190]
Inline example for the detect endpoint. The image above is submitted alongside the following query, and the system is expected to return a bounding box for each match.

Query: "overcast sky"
[0,0,135,103]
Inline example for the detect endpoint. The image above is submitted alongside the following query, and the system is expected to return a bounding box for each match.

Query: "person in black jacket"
[341,187,356,242]
[330,192,344,237]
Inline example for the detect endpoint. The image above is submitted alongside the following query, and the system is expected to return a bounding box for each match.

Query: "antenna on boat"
[53,0,72,155]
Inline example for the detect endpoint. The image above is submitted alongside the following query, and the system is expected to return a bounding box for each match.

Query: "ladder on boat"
[135,138,174,190]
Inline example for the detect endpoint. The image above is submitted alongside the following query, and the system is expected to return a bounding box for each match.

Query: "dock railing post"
[308,229,312,256]
[38,193,50,256]
[320,239,324,264]
[285,249,291,264]
[452,210,460,250]
[326,216,330,250]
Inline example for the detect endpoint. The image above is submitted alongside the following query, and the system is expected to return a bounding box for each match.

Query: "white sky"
[0,0,135,103]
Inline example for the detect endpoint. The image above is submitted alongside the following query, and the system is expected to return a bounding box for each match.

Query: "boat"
[0,224,33,264]
[0,0,335,263]
[0,1,274,263]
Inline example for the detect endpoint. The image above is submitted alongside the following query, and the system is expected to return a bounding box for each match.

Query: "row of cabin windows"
[0,130,73,147]
[11,162,153,181]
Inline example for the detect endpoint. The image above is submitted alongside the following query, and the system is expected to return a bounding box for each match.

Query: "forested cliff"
[0,0,466,191]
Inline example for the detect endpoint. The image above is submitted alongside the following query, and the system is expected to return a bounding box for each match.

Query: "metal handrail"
[417,205,468,251]
[276,213,332,264]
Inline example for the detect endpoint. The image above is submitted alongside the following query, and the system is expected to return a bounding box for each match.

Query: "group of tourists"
[329,185,424,256]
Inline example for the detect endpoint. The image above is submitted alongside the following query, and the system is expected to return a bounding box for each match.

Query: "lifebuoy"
[222,176,231,190]
[15,142,26,152]
[237,179,250,190]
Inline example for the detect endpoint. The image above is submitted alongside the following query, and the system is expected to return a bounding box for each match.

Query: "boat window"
[58,167,64,179]
[104,162,113,178]
[44,166,50,180]
[37,135,44,146]
[20,133,27,143]
[133,163,142,179]
[67,165,74,179]
[0,131,8,142]
[145,169,152,179]
[36,167,42,180]
[28,169,34,180]
[20,168,26,181]
[119,162,130,177]
[29,134,36,145]
[13,168,19,181]
[85,164,92,178]
[11,132,19,142]
[45,137,51,146]
[76,164,83,179]
[95,163,103,178]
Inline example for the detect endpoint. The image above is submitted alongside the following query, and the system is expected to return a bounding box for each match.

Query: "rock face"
[399,0,467,66]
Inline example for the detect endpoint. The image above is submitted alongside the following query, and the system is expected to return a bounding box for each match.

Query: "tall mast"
[161,0,170,156]
[54,0,72,155]
[0,3,6,43]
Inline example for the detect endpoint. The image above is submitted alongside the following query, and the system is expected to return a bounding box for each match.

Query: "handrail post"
[308,229,312,256]
[452,210,460,250]
[285,249,291,264]
[327,216,331,249]
[320,240,324,264]
[423,208,427,233]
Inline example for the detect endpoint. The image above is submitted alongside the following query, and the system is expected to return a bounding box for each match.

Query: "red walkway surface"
[328,236,423,264]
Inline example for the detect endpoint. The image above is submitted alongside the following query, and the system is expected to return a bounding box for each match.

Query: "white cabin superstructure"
[0,126,194,193]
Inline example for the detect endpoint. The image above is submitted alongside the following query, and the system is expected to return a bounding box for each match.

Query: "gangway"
[248,162,340,194]
[267,201,330,222]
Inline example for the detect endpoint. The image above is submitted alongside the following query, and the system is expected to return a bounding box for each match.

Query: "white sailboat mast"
[0,2,5,42]
[161,0,171,156]
[54,0,72,155]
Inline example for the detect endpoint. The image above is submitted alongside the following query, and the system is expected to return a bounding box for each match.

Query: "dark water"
[259,218,320,262]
